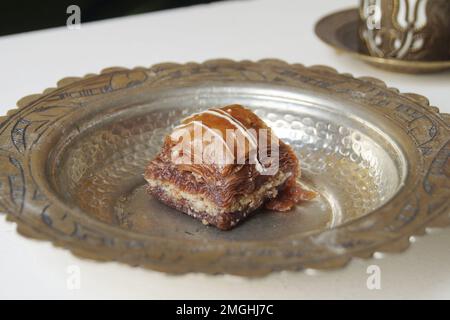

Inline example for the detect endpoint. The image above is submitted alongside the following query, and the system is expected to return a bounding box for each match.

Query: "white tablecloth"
[1,0,449,299]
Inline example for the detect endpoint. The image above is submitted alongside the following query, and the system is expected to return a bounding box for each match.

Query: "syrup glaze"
[146,105,314,211]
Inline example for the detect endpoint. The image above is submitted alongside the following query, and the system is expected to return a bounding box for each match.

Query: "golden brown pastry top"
[145,105,300,208]
[168,104,283,175]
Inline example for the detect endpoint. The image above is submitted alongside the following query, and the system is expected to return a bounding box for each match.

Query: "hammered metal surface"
[0,60,449,275]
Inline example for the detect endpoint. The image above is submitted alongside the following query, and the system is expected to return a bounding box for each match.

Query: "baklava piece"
[144,104,308,230]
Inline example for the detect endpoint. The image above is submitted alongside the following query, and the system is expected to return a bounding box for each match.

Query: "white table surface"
[0,0,449,300]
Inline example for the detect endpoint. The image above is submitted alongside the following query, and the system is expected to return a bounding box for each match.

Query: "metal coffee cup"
[359,0,450,61]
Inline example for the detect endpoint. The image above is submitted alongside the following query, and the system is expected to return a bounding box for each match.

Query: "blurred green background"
[0,0,227,36]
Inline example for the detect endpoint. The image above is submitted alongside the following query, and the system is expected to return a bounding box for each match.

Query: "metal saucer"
[315,8,450,74]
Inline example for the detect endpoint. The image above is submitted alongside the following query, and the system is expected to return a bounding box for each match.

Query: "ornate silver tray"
[0,60,449,276]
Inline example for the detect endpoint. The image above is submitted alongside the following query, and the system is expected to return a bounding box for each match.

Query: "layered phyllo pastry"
[144,104,313,230]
